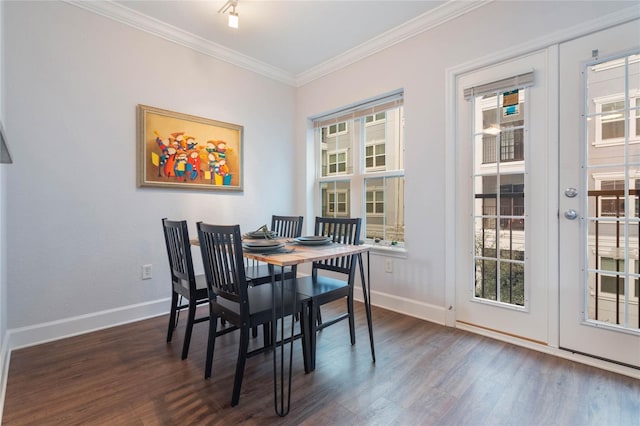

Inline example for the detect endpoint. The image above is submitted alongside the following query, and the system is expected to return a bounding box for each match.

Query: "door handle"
[564,209,579,220]
[564,187,578,198]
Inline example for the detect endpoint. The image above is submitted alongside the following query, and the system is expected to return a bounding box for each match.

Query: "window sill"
[364,243,408,258]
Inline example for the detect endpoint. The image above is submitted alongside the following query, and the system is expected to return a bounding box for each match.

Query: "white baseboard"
[353,285,447,325]
[3,288,444,350]
[7,298,170,351]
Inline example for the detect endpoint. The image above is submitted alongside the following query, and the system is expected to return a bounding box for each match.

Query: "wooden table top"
[191,238,368,267]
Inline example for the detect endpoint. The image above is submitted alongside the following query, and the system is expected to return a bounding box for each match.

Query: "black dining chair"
[162,218,209,360]
[196,222,311,406]
[245,215,304,285]
[245,215,304,340]
[294,216,362,370]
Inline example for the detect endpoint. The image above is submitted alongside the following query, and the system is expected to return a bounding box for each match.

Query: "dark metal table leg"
[272,265,295,416]
[358,252,375,363]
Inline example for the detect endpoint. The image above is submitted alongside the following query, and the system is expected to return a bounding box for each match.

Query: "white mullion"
[471,95,479,298]
[623,55,631,327]
[495,92,502,301]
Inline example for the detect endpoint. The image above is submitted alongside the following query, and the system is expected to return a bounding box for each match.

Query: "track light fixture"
[218,0,239,29]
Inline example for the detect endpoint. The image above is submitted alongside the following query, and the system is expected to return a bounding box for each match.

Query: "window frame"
[313,94,405,249]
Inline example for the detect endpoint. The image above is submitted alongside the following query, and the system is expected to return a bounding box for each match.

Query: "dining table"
[194,234,376,416]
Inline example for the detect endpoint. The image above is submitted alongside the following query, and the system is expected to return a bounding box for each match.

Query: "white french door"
[455,49,552,343]
[558,20,640,368]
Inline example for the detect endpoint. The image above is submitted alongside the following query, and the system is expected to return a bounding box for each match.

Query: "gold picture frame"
[137,104,243,191]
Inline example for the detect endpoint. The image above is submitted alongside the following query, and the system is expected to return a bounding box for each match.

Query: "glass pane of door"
[585,53,640,330]
[473,91,527,307]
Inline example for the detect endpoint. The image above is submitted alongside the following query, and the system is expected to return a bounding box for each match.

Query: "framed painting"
[137,104,243,191]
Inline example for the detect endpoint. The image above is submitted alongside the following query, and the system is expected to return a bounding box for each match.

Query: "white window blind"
[464,71,535,100]
[312,90,404,128]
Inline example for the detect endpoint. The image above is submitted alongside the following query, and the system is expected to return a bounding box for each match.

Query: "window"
[591,177,640,218]
[601,100,625,140]
[471,87,529,308]
[365,142,386,169]
[366,188,384,216]
[328,150,347,175]
[313,91,404,245]
[327,189,348,215]
[600,179,626,216]
[365,112,386,125]
[327,121,347,136]
[500,129,524,162]
[591,91,640,146]
[320,181,350,217]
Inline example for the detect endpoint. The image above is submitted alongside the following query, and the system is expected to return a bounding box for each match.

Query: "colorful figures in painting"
[152,131,232,184]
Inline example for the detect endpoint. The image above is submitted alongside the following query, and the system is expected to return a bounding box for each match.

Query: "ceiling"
[72,1,486,85]
[117,1,445,73]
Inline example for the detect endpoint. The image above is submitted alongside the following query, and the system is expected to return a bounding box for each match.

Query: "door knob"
[564,187,578,198]
[564,209,578,220]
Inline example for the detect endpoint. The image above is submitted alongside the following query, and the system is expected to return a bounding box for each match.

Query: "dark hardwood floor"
[3,301,639,425]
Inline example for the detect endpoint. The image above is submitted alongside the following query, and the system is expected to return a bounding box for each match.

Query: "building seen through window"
[314,92,404,245]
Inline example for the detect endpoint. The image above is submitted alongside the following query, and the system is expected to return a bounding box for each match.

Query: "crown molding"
[294,0,490,86]
[65,0,489,88]
[64,0,297,86]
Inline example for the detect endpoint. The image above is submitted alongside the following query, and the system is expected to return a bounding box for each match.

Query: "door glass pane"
[476,259,497,301]
[473,90,527,307]
[585,53,640,330]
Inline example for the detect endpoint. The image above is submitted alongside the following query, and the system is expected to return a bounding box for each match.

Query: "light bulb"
[228,12,239,29]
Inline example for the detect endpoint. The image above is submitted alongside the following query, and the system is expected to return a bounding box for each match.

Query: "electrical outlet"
[385,259,393,273]
[141,264,152,280]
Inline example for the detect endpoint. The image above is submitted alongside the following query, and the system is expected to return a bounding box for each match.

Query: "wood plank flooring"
[3,301,639,425]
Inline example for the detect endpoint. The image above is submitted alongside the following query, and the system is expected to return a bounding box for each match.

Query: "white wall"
[0,0,8,398]
[294,1,637,322]
[3,1,296,337]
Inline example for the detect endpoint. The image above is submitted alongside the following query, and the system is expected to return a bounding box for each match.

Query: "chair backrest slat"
[197,222,248,310]
[271,215,303,239]
[162,218,197,294]
[313,217,361,276]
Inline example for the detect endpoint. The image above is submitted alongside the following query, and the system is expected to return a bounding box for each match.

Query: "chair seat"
[293,275,350,300]
[213,282,310,326]
[173,274,208,299]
